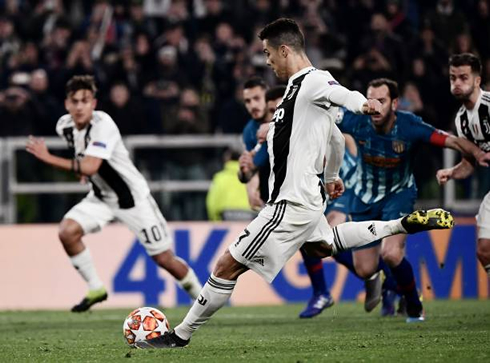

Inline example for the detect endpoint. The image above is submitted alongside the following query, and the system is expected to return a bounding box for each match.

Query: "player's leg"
[117,196,202,299]
[476,193,490,278]
[381,234,423,321]
[297,209,346,318]
[380,188,424,322]
[61,196,114,312]
[302,208,454,258]
[135,201,323,349]
[298,248,334,318]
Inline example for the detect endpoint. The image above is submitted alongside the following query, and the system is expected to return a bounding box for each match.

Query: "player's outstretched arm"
[436,158,475,185]
[444,135,490,167]
[26,135,102,176]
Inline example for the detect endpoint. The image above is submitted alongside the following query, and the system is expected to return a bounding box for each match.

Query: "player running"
[436,53,490,280]
[26,75,202,312]
[135,18,454,349]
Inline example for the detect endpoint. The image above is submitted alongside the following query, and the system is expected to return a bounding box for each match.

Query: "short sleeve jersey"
[267,67,361,210]
[56,111,150,208]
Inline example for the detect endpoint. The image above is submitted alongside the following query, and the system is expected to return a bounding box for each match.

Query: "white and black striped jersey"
[56,111,150,209]
[455,89,490,152]
[266,66,366,210]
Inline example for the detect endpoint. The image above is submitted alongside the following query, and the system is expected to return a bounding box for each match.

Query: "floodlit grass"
[0,300,489,362]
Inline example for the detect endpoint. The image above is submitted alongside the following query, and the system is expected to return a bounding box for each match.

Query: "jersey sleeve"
[55,115,71,139]
[84,113,121,160]
[405,113,439,143]
[306,72,367,113]
[335,108,359,134]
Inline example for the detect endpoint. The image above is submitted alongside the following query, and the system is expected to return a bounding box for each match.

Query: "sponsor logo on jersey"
[392,140,405,153]
[363,154,401,168]
[92,141,107,148]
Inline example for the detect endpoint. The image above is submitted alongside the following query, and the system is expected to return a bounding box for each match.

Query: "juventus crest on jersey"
[455,90,490,152]
[56,111,150,208]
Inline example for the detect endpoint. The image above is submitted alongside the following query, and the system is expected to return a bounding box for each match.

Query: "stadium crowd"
[0,0,489,221]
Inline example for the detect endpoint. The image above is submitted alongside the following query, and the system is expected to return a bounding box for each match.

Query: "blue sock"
[300,248,328,296]
[333,251,360,278]
[390,258,422,314]
[378,258,398,292]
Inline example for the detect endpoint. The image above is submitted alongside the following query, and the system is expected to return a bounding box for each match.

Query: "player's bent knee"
[58,219,84,244]
[381,250,403,267]
[477,238,490,263]
[151,250,174,268]
[213,250,248,280]
[353,261,378,279]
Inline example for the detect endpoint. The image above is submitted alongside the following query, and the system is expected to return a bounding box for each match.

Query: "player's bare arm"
[436,157,475,185]
[444,135,490,167]
[238,150,257,183]
[26,135,102,176]
[257,123,270,143]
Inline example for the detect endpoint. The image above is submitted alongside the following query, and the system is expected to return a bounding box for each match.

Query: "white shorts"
[64,194,172,256]
[228,201,334,283]
[476,191,490,239]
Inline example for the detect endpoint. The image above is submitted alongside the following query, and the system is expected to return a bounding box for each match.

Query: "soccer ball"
[123,307,170,346]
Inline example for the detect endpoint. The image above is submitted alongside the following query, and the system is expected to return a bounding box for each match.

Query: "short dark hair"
[66,75,97,97]
[266,85,286,102]
[243,76,267,90]
[258,18,305,51]
[367,78,399,100]
[449,53,482,75]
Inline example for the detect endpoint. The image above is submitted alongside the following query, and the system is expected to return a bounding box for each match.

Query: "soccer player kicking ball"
[437,53,490,280]
[135,18,454,349]
[26,75,202,312]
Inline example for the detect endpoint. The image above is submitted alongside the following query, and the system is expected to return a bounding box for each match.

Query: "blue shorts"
[324,188,353,216]
[350,187,417,250]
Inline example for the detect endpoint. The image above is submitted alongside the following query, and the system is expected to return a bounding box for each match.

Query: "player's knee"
[381,249,403,267]
[213,250,247,280]
[477,238,490,262]
[151,250,173,268]
[353,259,377,279]
[58,219,83,245]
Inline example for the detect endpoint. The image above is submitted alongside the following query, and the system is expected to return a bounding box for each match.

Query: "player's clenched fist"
[436,168,453,185]
[256,123,270,144]
[361,99,382,115]
[325,178,344,200]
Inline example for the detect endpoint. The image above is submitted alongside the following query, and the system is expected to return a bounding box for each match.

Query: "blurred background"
[0,0,489,223]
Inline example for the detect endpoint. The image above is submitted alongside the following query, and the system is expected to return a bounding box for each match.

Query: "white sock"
[177,266,203,300]
[174,273,236,340]
[70,248,104,291]
[485,264,490,279]
[331,219,405,254]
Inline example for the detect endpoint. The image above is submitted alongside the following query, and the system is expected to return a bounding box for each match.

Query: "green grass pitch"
[0,300,489,362]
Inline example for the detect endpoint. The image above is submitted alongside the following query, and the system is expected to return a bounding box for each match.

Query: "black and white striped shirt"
[266,66,366,210]
[455,89,490,152]
[56,111,150,209]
